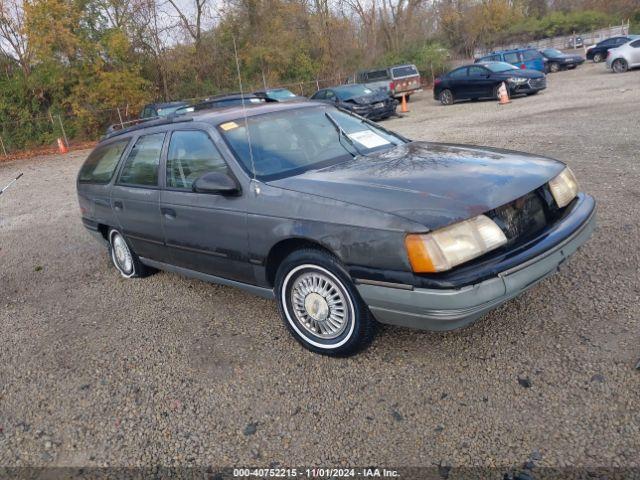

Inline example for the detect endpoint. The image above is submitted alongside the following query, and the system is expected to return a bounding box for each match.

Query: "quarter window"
[78,139,129,183]
[166,131,229,190]
[118,133,165,186]
[631,40,640,48]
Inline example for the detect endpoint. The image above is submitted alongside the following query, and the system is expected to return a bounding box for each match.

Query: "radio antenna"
[233,36,257,186]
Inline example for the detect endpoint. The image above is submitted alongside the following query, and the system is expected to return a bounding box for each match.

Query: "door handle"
[113,200,123,211]
[161,207,176,219]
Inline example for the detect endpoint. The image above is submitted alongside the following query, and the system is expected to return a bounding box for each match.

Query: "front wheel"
[275,249,376,356]
[593,53,603,63]
[612,58,628,73]
[549,62,560,73]
[439,89,454,106]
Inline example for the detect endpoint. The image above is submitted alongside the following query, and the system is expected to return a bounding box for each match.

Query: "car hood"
[269,142,566,230]
[497,68,544,79]
[343,91,390,105]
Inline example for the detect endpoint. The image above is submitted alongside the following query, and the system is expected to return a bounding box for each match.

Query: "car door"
[446,67,470,98]
[466,65,494,98]
[503,51,522,68]
[111,131,168,261]
[628,39,640,65]
[159,128,251,282]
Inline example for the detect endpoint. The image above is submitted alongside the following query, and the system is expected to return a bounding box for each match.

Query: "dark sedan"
[254,88,306,102]
[586,36,640,63]
[77,102,595,356]
[434,62,546,105]
[310,84,397,120]
[540,48,585,72]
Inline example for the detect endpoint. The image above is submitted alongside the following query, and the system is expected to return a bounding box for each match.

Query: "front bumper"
[357,195,596,331]
[510,77,546,94]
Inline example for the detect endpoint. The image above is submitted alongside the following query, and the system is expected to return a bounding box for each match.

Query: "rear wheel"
[108,228,154,278]
[593,52,604,63]
[612,58,628,73]
[439,89,454,106]
[275,249,376,356]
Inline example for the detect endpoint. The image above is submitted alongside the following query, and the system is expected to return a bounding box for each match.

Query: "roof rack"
[103,115,194,140]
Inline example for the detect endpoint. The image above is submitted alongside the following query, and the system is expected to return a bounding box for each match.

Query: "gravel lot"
[1,62,639,472]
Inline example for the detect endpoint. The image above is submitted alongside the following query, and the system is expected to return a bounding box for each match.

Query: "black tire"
[405,95,411,102]
[593,53,603,63]
[549,62,560,73]
[439,89,454,106]
[612,58,628,73]
[108,228,155,278]
[275,248,376,357]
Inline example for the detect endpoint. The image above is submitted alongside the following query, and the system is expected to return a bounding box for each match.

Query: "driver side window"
[166,130,230,190]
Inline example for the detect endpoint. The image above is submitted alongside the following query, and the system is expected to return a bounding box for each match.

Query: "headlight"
[405,215,507,273]
[548,167,579,208]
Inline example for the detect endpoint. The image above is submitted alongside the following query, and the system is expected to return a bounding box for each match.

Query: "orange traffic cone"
[57,138,68,154]
[498,82,510,105]
[400,94,409,113]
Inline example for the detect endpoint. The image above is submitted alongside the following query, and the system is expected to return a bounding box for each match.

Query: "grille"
[488,191,548,245]
[529,77,546,89]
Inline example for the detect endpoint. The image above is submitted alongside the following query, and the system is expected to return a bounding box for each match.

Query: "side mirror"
[192,171,240,195]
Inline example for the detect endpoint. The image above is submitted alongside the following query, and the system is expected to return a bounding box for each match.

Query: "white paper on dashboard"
[348,130,391,149]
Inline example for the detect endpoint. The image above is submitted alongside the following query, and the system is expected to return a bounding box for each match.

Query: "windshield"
[334,85,374,100]
[543,48,563,56]
[218,106,406,180]
[484,62,519,72]
[392,65,418,77]
[267,89,297,100]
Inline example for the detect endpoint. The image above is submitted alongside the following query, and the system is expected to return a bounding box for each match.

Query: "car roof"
[484,47,536,55]
[146,101,189,108]
[103,101,325,141]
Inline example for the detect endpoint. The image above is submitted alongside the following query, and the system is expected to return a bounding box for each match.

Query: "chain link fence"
[0,106,145,160]
[475,22,631,56]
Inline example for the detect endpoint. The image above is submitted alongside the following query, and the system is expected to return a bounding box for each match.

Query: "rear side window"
[468,66,487,76]
[522,50,541,61]
[448,67,468,78]
[391,65,418,77]
[118,133,165,187]
[631,40,640,48]
[367,69,390,81]
[166,131,230,190]
[503,52,520,63]
[78,139,129,183]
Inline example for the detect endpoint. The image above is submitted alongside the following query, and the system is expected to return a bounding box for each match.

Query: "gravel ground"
[1,62,639,471]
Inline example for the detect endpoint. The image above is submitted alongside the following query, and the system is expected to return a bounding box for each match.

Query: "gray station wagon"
[77,102,596,356]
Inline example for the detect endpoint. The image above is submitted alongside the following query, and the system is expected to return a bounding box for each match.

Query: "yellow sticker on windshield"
[220,121,239,131]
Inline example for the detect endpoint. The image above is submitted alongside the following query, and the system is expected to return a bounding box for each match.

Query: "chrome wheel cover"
[290,271,348,339]
[441,91,453,105]
[112,233,133,275]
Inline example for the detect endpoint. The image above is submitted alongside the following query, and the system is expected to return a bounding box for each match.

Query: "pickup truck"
[355,64,422,101]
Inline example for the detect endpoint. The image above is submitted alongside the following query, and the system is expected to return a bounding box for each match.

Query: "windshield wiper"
[324,112,363,157]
